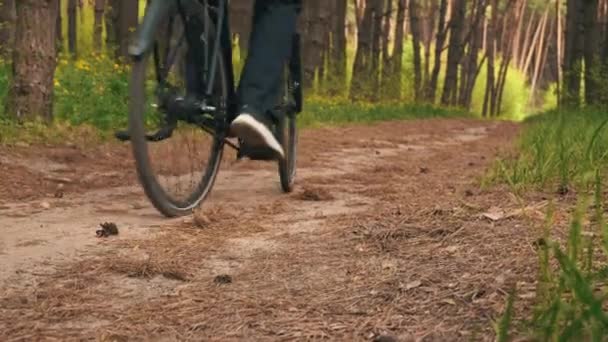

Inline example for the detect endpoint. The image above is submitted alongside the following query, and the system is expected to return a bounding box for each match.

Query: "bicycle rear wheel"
[277,75,298,193]
[129,7,227,217]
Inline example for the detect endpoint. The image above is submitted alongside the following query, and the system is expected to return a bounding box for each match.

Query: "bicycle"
[117,0,302,217]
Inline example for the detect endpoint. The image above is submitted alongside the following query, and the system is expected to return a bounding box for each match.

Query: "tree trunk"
[458,0,487,109]
[327,0,347,95]
[0,0,15,58]
[483,0,498,117]
[68,0,77,56]
[6,0,58,122]
[409,0,423,101]
[351,0,377,100]
[55,0,62,48]
[301,0,324,89]
[422,0,437,90]
[563,0,585,107]
[105,0,118,48]
[441,0,466,106]
[425,0,448,102]
[523,9,548,77]
[584,0,601,106]
[494,0,524,116]
[529,10,551,104]
[115,0,139,58]
[511,0,527,69]
[370,0,384,98]
[556,0,563,105]
[93,0,105,52]
[386,0,407,99]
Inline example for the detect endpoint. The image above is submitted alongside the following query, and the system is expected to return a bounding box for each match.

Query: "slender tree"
[351,0,377,100]
[563,0,585,106]
[425,0,448,102]
[583,0,601,105]
[93,0,105,51]
[68,0,77,56]
[409,0,423,101]
[441,0,466,106]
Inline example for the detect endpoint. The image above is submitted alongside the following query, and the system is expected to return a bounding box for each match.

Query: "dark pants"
[188,0,300,120]
[237,0,300,120]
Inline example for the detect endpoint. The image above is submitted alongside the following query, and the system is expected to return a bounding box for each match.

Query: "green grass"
[490,105,608,339]
[501,178,608,340]
[488,107,608,192]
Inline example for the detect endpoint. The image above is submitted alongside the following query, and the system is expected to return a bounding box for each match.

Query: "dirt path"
[0,119,540,341]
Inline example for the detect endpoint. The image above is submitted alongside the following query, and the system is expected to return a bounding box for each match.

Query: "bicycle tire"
[129,9,227,217]
[278,111,297,193]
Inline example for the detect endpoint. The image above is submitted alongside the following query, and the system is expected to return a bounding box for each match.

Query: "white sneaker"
[230,113,285,159]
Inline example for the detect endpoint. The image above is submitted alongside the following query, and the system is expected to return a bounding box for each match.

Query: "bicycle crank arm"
[114,124,176,143]
[237,144,281,161]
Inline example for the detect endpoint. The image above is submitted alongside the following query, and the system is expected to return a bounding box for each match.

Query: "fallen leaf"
[482,207,504,221]
[442,298,457,305]
[405,280,422,290]
[445,245,459,253]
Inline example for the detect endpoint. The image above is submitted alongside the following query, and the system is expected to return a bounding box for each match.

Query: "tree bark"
[425,0,448,102]
[68,0,77,56]
[6,0,58,122]
[93,0,105,52]
[370,0,385,97]
[483,0,498,117]
[351,0,377,100]
[105,0,118,48]
[421,0,437,90]
[556,0,563,105]
[0,0,15,58]
[327,0,347,95]
[441,0,466,106]
[584,0,601,105]
[409,0,423,101]
[301,0,324,88]
[458,0,487,109]
[386,0,407,99]
[494,0,524,116]
[115,0,138,58]
[529,9,551,104]
[563,0,585,107]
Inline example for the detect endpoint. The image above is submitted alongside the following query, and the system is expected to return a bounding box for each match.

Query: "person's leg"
[230,0,300,157]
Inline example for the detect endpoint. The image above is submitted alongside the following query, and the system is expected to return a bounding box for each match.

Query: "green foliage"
[488,108,608,191]
[0,59,9,103]
[53,54,130,130]
[512,186,608,340]
[299,96,471,128]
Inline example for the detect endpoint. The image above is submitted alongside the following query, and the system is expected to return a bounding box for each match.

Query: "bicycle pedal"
[115,130,131,142]
[237,144,279,161]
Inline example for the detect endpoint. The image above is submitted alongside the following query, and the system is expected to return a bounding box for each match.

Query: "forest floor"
[0,118,549,341]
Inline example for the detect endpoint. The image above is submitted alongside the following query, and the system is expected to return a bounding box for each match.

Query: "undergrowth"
[497,172,608,340]
[492,106,608,339]
[0,52,473,145]
[487,108,608,193]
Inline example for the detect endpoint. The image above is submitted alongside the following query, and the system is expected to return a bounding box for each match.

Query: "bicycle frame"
[128,0,302,154]
[130,0,228,101]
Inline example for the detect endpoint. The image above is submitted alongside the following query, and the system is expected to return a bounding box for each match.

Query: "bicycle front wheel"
[129,8,228,217]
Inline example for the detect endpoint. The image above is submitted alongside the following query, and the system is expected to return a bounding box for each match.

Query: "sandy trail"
[1,119,537,341]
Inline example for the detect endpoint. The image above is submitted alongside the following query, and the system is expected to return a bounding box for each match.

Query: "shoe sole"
[230,114,285,159]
